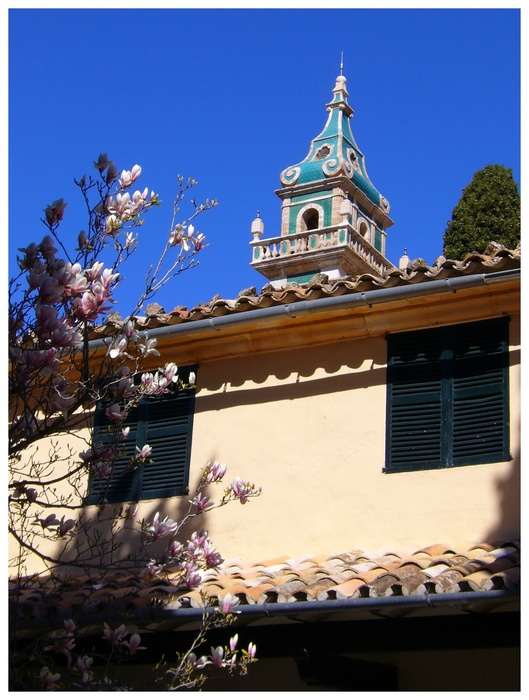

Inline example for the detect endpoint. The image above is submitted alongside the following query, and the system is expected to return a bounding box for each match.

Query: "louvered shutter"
[86,369,196,504]
[86,405,140,504]
[386,330,444,471]
[386,318,510,472]
[137,390,195,500]
[451,318,509,466]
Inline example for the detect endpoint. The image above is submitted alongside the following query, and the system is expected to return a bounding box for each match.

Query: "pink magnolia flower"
[146,512,178,539]
[99,267,119,289]
[102,623,127,646]
[72,291,101,321]
[211,646,224,668]
[51,378,76,414]
[204,546,223,570]
[123,320,138,339]
[93,152,113,173]
[39,234,59,260]
[24,348,60,376]
[247,642,257,659]
[122,426,130,438]
[183,570,202,589]
[38,273,64,304]
[229,634,239,652]
[136,444,152,461]
[122,633,145,654]
[76,655,93,684]
[119,164,142,189]
[169,224,184,246]
[229,477,252,504]
[164,362,179,383]
[105,403,126,423]
[64,619,76,635]
[63,266,89,297]
[142,561,163,578]
[85,261,104,281]
[113,375,136,398]
[137,337,159,358]
[43,199,67,226]
[140,372,154,392]
[203,460,227,484]
[194,233,206,251]
[77,230,88,250]
[190,492,213,512]
[218,592,240,614]
[188,653,210,670]
[132,187,156,205]
[17,241,39,269]
[109,336,128,359]
[39,667,61,690]
[125,503,138,519]
[124,232,137,250]
[169,540,183,558]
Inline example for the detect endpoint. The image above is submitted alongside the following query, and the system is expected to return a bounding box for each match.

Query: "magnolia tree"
[9,155,261,690]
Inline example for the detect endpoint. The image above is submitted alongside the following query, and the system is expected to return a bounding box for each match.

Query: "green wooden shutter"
[86,404,140,504]
[386,329,443,471]
[86,369,196,503]
[137,390,195,500]
[451,318,510,466]
[386,318,510,473]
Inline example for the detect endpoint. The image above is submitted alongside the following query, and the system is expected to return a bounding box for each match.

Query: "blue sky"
[9,7,521,314]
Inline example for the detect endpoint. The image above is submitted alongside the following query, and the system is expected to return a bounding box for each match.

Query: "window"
[385,318,510,472]
[86,373,196,504]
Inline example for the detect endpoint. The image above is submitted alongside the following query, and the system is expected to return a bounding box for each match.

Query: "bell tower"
[251,73,394,286]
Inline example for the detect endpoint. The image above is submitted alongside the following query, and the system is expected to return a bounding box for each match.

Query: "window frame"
[385,318,510,473]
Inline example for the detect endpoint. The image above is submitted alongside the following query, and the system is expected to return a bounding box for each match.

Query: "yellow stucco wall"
[10,305,520,571]
[182,314,520,561]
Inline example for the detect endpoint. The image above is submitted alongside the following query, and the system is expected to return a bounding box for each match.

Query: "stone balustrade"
[250,225,391,276]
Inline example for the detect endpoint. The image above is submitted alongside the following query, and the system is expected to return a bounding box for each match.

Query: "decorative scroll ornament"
[322,158,340,177]
[347,148,361,173]
[280,166,301,186]
[380,196,391,213]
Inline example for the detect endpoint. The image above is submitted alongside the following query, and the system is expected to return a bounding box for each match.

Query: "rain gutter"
[14,588,519,633]
[88,268,520,348]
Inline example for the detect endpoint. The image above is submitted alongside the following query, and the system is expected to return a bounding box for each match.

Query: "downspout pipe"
[88,269,520,348]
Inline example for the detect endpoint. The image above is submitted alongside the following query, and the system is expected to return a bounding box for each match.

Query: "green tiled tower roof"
[280,74,390,215]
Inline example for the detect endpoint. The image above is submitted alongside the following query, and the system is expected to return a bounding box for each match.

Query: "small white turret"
[251,211,264,241]
[399,248,410,270]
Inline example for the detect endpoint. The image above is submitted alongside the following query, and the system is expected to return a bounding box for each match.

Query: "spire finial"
[340,52,344,75]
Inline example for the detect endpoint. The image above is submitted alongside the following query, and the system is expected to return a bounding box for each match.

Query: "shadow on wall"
[45,464,221,576]
[195,334,388,412]
[483,446,520,544]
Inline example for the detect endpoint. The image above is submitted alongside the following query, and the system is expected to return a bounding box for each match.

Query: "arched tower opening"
[302,208,320,231]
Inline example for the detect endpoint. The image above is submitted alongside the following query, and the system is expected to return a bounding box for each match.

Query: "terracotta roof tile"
[326,577,368,600]
[11,541,519,631]
[90,246,520,338]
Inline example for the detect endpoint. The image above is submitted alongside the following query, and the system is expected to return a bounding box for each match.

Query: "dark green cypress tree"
[443,164,520,260]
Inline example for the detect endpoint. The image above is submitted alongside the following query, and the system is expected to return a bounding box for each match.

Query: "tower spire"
[251,73,394,285]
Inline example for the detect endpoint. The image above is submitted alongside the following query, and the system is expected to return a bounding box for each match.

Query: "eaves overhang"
[86,247,520,364]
